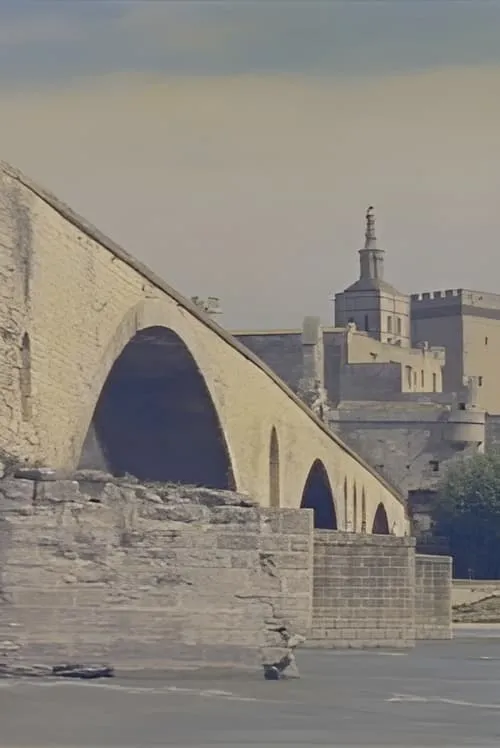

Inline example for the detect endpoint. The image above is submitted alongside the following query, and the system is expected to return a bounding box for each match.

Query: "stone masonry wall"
[329,404,477,495]
[0,474,313,669]
[234,332,303,393]
[308,531,416,648]
[414,554,452,640]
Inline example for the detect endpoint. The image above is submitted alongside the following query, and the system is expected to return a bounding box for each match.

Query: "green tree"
[432,452,500,579]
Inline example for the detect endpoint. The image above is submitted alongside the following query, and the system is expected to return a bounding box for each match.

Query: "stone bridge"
[0,162,408,535]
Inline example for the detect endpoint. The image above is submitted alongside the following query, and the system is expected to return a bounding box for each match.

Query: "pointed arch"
[352,481,358,532]
[372,502,390,535]
[78,325,235,488]
[300,459,337,529]
[361,487,367,533]
[269,426,280,507]
[71,299,240,489]
[343,477,349,530]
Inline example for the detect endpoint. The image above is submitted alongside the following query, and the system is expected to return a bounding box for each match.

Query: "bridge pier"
[0,474,451,671]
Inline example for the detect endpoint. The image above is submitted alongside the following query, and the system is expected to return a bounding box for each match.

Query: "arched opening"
[372,502,390,535]
[353,482,358,532]
[300,459,337,529]
[20,332,32,420]
[78,326,235,488]
[343,477,349,530]
[269,427,280,507]
[361,488,367,533]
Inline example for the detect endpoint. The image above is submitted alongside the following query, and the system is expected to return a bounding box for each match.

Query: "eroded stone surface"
[0,476,313,670]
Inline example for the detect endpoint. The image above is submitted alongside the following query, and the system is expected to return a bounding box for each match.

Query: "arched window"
[343,477,349,531]
[353,482,358,532]
[361,488,367,533]
[372,503,390,535]
[300,459,337,529]
[269,427,280,508]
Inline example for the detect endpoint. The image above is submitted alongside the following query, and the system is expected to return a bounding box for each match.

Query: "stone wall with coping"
[308,531,417,648]
[414,554,452,639]
[0,473,313,669]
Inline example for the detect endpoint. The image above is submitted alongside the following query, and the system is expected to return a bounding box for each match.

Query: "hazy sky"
[1,1,500,328]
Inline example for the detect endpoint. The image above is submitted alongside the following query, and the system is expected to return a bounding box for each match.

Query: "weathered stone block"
[150,504,209,524]
[0,479,35,507]
[35,480,81,504]
[280,509,314,535]
[260,536,290,552]
[14,467,60,481]
[209,506,260,525]
[216,533,260,551]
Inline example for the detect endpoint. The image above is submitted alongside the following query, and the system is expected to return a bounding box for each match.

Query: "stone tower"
[334,207,411,347]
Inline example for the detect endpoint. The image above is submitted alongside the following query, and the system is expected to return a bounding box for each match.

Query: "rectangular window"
[387,316,392,333]
[479,376,483,386]
[432,373,437,392]
[429,460,440,473]
[420,370,424,388]
[396,317,402,336]
[485,336,489,345]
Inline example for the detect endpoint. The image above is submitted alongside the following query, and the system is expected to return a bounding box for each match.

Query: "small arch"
[20,332,32,420]
[353,481,358,532]
[300,459,337,529]
[343,477,349,530]
[372,502,390,535]
[78,325,235,488]
[361,487,367,533]
[269,427,280,507]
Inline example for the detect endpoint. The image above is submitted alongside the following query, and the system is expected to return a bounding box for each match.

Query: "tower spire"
[364,205,376,249]
[359,205,384,281]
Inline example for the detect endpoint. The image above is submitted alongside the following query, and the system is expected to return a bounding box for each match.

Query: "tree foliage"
[432,452,500,579]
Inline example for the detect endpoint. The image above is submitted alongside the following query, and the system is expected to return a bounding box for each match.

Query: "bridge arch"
[372,502,390,535]
[269,426,280,507]
[75,301,237,488]
[300,459,337,529]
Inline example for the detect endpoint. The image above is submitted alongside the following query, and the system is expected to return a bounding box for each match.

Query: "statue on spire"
[365,205,376,247]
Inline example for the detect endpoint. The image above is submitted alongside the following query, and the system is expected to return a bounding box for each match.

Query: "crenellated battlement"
[411,289,463,303]
[411,288,500,312]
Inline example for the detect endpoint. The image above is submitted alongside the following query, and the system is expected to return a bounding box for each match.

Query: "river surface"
[2,627,500,747]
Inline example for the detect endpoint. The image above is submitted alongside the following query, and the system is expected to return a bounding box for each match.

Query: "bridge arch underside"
[78,326,235,488]
[300,459,337,530]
